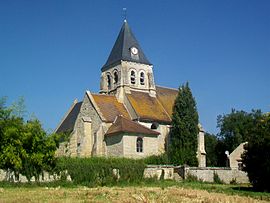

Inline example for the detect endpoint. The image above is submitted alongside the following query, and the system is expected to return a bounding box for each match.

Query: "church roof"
[102,20,151,71]
[156,86,178,117]
[91,94,130,122]
[55,101,82,134]
[126,91,172,123]
[105,115,159,136]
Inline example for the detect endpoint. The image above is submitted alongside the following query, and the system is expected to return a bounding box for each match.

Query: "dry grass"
[0,186,269,203]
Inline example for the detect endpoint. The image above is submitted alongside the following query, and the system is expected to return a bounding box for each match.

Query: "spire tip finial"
[123,8,127,22]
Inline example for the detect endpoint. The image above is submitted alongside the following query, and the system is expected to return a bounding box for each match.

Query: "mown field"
[0,181,269,203]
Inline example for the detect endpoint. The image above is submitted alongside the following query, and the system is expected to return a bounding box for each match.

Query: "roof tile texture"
[156,86,178,117]
[126,91,171,123]
[92,94,130,122]
[106,115,159,136]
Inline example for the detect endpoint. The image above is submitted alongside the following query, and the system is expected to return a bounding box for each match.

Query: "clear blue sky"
[0,0,269,134]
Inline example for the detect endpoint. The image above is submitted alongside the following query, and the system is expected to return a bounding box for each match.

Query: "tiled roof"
[91,94,130,122]
[126,91,171,123]
[156,86,178,117]
[105,115,159,136]
[102,21,151,71]
[56,102,82,133]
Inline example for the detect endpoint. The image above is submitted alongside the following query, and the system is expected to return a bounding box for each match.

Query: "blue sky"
[0,0,269,134]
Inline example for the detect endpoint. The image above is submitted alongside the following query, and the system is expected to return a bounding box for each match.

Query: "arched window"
[130,70,136,84]
[140,72,145,85]
[114,71,118,84]
[107,75,111,89]
[136,137,143,153]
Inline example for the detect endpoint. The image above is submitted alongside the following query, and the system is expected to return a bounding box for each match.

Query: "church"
[55,20,206,166]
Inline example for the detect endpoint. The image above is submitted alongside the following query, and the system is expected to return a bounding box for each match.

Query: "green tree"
[242,113,270,192]
[204,133,219,166]
[0,97,58,181]
[169,82,199,166]
[217,109,262,166]
[0,98,26,177]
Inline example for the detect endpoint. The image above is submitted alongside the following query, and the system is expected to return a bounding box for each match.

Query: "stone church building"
[55,20,206,166]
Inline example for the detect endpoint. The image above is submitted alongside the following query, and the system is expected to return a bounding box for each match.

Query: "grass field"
[0,186,269,203]
[0,180,270,202]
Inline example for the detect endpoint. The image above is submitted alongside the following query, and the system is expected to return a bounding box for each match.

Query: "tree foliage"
[217,109,262,153]
[242,113,270,192]
[169,82,199,166]
[204,133,219,166]
[0,97,58,181]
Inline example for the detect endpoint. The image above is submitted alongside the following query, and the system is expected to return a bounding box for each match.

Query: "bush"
[185,173,199,182]
[143,154,170,165]
[55,157,146,186]
[213,172,224,184]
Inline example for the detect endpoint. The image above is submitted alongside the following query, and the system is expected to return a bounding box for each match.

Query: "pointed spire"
[102,21,151,71]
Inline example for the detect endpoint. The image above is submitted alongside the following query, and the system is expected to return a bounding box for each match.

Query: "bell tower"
[100,20,156,100]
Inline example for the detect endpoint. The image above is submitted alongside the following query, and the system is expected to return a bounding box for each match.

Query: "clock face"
[131,47,138,55]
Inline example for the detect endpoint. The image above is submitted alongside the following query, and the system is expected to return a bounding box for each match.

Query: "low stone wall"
[144,165,177,180]
[180,166,249,184]
[0,169,65,183]
[1,166,249,184]
[144,165,249,184]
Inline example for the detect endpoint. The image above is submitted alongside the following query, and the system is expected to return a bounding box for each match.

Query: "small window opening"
[140,72,145,85]
[136,137,143,153]
[130,70,136,84]
[114,71,118,84]
[107,75,111,89]
[151,122,159,129]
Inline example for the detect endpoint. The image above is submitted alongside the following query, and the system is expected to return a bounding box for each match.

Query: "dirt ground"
[0,186,269,203]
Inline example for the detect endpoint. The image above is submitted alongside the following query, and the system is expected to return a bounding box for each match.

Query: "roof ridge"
[54,99,79,133]
[156,85,178,91]
[91,93,115,97]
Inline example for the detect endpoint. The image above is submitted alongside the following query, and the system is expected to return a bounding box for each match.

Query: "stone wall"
[0,170,70,183]
[105,133,124,156]
[123,134,159,158]
[143,166,249,184]
[144,166,179,180]
[229,142,247,169]
[0,166,249,184]
[138,122,169,154]
[181,166,249,184]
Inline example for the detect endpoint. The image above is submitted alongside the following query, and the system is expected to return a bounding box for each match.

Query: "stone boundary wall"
[0,169,69,183]
[182,166,249,184]
[144,165,249,184]
[1,166,249,184]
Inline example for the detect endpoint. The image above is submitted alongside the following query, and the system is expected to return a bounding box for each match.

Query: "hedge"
[55,157,146,186]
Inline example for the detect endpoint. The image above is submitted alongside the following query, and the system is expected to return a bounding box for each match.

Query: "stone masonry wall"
[75,93,103,156]
[182,166,249,184]
[105,134,124,157]
[123,134,159,158]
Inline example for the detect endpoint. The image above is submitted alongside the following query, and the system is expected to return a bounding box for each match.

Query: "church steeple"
[100,20,156,99]
[102,20,151,71]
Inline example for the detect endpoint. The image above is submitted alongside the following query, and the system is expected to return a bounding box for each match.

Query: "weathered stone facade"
[229,142,247,169]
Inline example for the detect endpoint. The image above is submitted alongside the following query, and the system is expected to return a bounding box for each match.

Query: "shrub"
[55,157,146,186]
[143,154,170,165]
[213,172,224,184]
[230,178,237,185]
[185,174,199,182]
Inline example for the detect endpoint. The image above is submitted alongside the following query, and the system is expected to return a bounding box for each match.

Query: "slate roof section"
[56,102,82,133]
[156,86,178,117]
[91,94,130,122]
[105,115,160,136]
[102,20,151,71]
[126,91,171,123]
